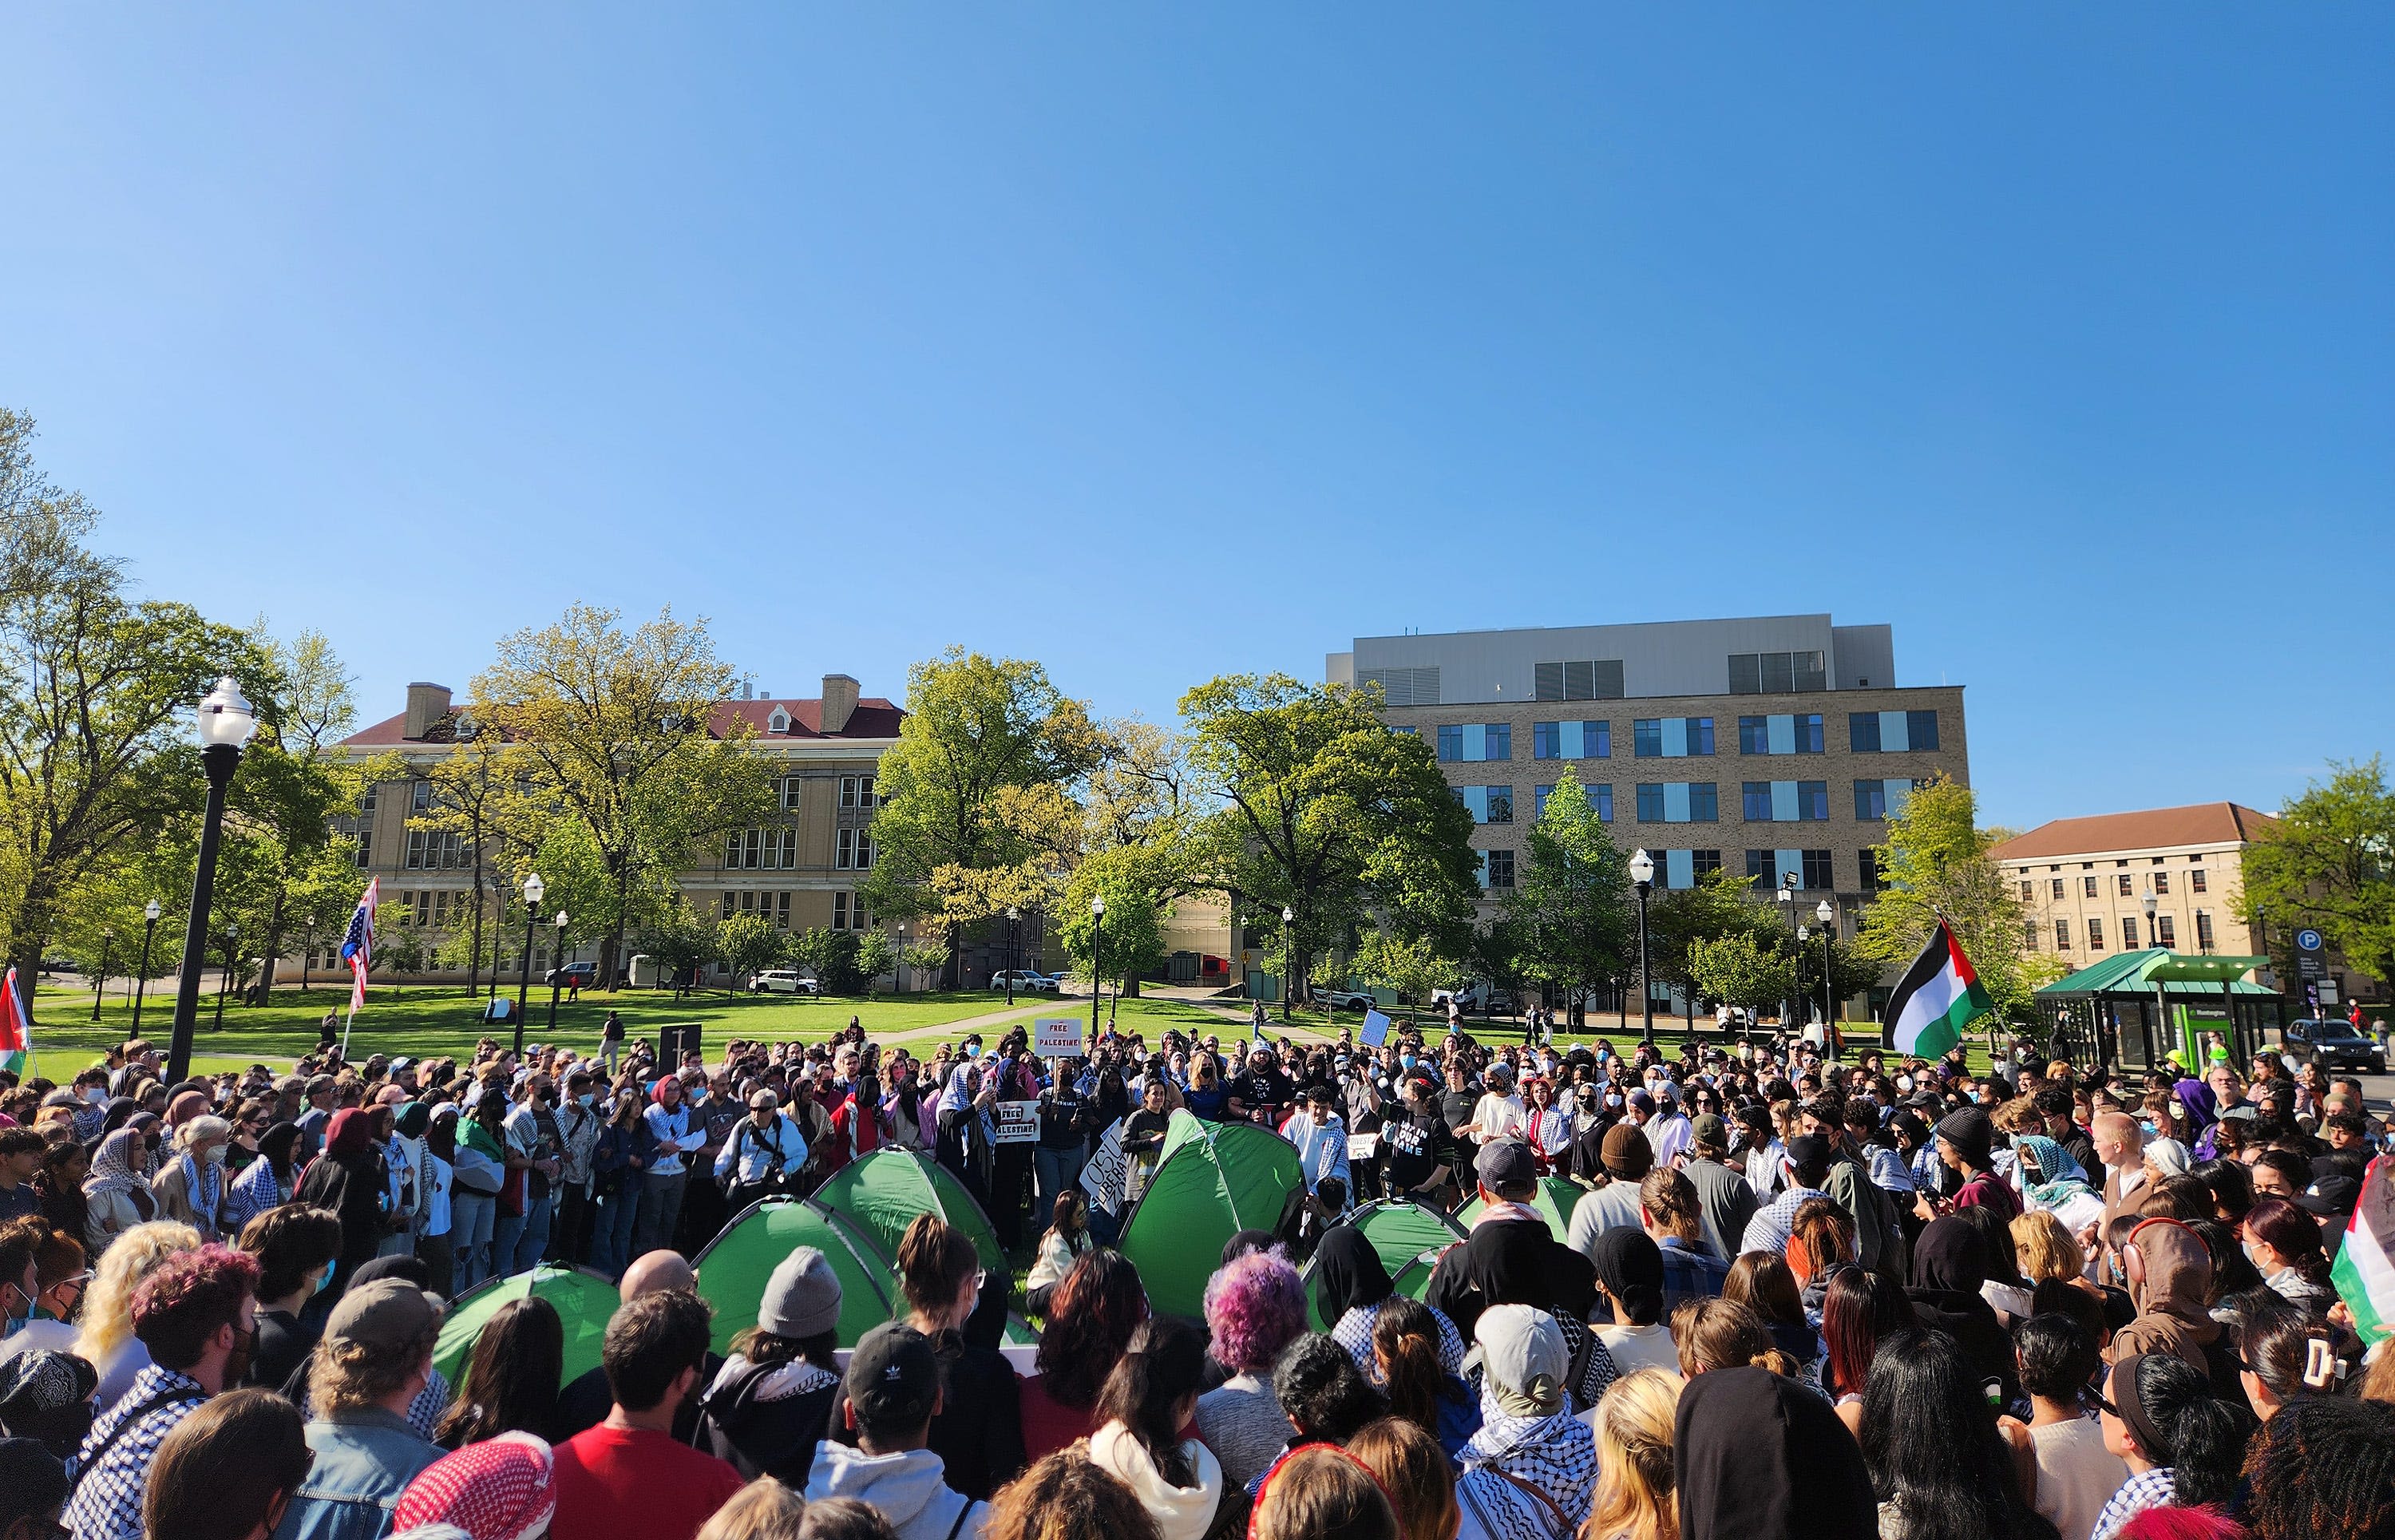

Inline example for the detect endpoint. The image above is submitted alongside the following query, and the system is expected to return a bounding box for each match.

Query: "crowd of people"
[0,1010,2390,1540]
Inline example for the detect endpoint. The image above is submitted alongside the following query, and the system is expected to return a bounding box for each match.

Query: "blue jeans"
[632,1170,687,1258]
[1034,1145,1087,1230]
[592,1182,643,1278]
[493,1191,554,1277]
[450,1193,497,1291]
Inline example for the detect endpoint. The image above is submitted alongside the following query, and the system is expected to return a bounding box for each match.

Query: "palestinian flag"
[1884,919,1992,1059]
[2330,1154,2395,1344]
[0,965,29,1076]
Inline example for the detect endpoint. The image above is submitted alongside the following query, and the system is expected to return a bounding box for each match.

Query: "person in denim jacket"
[271,1279,445,1540]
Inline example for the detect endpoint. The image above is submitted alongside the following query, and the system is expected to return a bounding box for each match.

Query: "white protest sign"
[1034,1017,1087,1058]
[994,1101,1040,1145]
[1347,1132,1380,1162]
[1079,1117,1129,1214]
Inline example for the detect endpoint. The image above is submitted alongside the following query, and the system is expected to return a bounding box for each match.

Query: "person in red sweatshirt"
[552,1287,743,1540]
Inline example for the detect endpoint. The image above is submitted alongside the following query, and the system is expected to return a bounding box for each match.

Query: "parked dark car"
[2283,1018,2386,1073]
[545,960,598,988]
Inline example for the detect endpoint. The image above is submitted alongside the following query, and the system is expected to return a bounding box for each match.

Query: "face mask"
[84,1087,105,1106]
[315,1259,338,1296]
[223,1318,259,1387]
[203,1146,226,1167]
[578,1092,596,1107]
[2242,1241,2265,1270]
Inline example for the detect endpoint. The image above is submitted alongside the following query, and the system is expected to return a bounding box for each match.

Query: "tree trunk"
[944,920,962,991]
[466,846,485,996]
[7,873,62,1025]
[254,885,289,1004]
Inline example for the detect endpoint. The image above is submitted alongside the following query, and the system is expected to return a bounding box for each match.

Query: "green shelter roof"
[2037,948,2274,998]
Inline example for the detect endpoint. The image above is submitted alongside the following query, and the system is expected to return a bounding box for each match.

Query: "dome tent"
[433,1262,621,1390]
[1457,1174,1584,1238]
[693,1195,905,1354]
[1300,1199,1466,1329]
[1118,1110,1304,1320]
[811,1148,1006,1277]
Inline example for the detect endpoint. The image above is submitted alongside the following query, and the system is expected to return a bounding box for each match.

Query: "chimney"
[820,674,859,734]
[404,682,453,740]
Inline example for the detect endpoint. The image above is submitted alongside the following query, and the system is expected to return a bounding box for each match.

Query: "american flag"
[338,878,379,1011]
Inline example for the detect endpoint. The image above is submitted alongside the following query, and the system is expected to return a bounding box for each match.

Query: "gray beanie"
[759,1245,842,1340]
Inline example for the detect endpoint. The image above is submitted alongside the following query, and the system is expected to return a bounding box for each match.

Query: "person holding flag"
[336,877,379,1055]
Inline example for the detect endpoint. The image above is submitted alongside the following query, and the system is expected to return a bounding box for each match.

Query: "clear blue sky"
[3,7,2387,829]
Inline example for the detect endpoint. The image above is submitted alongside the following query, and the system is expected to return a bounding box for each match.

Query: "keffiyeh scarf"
[1457,1403,1598,1540]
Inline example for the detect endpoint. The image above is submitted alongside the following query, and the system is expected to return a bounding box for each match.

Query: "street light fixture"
[91,928,114,1023]
[1628,849,1655,1047]
[514,872,544,1055]
[1815,898,1837,1059]
[546,909,569,1039]
[168,676,257,1084]
[1089,895,1106,1042]
[2141,887,2159,951]
[131,899,160,1041]
[1005,906,1020,1005]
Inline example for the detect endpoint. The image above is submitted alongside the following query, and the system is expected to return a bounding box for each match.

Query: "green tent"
[1118,1110,1304,1320]
[693,1196,905,1353]
[1302,1200,1466,1328]
[1457,1175,1583,1239]
[811,1149,1007,1278]
[433,1263,621,1391]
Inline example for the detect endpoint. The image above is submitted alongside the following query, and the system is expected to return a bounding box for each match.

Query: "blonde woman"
[1585,1369,1684,1540]
[152,1116,233,1237]
[73,1218,202,1405]
[2011,1210,2104,1301]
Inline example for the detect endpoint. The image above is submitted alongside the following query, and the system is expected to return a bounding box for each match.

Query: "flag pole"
[341,1004,356,1059]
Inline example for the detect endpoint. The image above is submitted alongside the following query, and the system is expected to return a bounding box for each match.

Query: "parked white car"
[1315,985,1380,1011]
[992,969,1062,994]
[749,969,821,996]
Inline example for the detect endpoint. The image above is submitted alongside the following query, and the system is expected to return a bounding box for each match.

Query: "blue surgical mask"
[314,1259,338,1296]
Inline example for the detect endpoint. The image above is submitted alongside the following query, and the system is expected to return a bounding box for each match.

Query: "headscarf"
[392,1431,556,1540]
[2013,1134,2095,1209]
[427,1105,460,1162]
[96,1097,140,1141]
[1674,1365,1876,1540]
[126,1113,163,1175]
[166,1089,211,1129]
[1312,1225,1393,1318]
[395,1103,431,1140]
[2143,1137,2191,1179]
[82,1127,156,1206]
[257,1122,303,1180]
[1910,1216,1990,1297]
[1589,1228,1665,1327]
[324,1107,374,1162]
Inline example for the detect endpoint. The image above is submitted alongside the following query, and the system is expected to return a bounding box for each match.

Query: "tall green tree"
[1855,774,2052,1019]
[1688,932,1795,1019]
[1502,774,1633,1022]
[0,410,265,1000]
[1059,849,1170,1011]
[2239,757,2395,991]
[862,649,1100,985]
[1641,867,1764,1021]
[472,604,775,988]
[1180,674,1479,1019]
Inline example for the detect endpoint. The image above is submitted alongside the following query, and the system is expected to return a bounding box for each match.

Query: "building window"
[838,775,877,808]
[410,780,433,813]
[836,828,876,869]
[1847,710,1940,753]
[2190,869,2207,894]
[1532,721,1609,759]
[2121,916,2139,949]
[1533,660,1625,701]
[1479,849,1515,889]
[2084,876,2099,898]
[2117,874,2133,897]
[1801,849,1834,890]
[2152,871,2170,897]
[1742,781,1828,821]
[2018,880,2032,901]
[1437,724,1512,762]
[361,784,378,813]
[2056,920,2072,951]
[2047,877,2062,900]
[2195,911,2213,950]
[1633,718,1715,758]
[354,832,372,869]
[1636,782,1718,823]
[1458,786,1515,825]
[2153,914,2175,946]
[1737,715,1824,754]
[833,892,848,930]
[779,777,804,812]
[2025,921,2041,951]
[1727,651,1827,695]
[2088,916,2105,951]
[1690,849,1721,878]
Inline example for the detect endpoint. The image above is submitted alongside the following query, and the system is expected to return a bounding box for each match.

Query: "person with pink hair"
[1192,1249,1308,1491]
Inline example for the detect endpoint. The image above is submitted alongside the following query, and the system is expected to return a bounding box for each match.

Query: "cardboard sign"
[1034,1017,1087,1058]
[1079,1117,1129,1214]
[993,1100,1040,1145]
[1360,1009,1391,1047]
[1347,1132,1380,1162]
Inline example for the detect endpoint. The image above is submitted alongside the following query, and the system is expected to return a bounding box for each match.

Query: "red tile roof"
[1991,802,2278,863]
[340,696,903,747]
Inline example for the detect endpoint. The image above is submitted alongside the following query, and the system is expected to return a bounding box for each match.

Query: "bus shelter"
[2036,949,2286,1074]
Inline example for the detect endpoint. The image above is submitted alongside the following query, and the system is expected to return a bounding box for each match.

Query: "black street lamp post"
[545,909,569,1040]
[1629,849,1655,1047]
[1816,899,1837,1059]
[514,872,544,1056]
[1088,895,1105,1043]
[1005,906,1019,1005]
[90,928,114,1023]
[168,678,258,1086]
[1281,905,1295,1022]
[131,900,160,1042]
[1779,876,1802,1030]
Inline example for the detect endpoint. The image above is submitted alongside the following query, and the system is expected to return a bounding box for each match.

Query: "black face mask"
[223,1318,260,1388]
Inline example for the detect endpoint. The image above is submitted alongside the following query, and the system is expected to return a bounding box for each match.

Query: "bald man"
[2089,1110,2144,1284]
[552,1251,716,1441]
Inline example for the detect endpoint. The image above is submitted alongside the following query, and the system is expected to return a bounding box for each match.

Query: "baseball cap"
[2297,1175,2360,1218]
[1474,1304,1567,1419]
[1783,1134,1833,1174]
[845,1322,940,1429]
[326,1277,443,1353]
[1474,1138,1536,1193]
[748,1088,779,1110]
[1689,1113,1729,1150]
